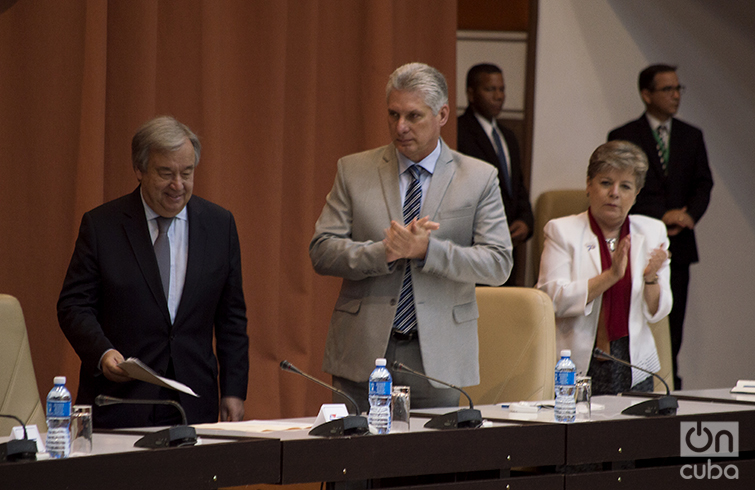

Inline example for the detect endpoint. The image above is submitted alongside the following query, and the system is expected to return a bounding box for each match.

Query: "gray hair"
[587,140,649,190]
[131,116,201,172]
[385,62,448,115]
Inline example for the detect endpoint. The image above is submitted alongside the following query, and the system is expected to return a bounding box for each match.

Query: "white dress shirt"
[473,111,512,177]
[141,193,189,324]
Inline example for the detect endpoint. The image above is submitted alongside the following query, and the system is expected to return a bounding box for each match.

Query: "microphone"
[391,361,482,430]
[593,348,678,416]
[94,395,197,448]
[0,414,37,462]
[279,360,369,437]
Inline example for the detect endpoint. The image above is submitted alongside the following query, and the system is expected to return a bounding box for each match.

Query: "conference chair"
[465,287,557,405]
[532,189,589,279]
[0,294,47,435]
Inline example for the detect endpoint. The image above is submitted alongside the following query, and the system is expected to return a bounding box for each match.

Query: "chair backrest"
[0,294,47,435]
[533,190,589,279]
[465,287,557,405]
[649,317,673,393]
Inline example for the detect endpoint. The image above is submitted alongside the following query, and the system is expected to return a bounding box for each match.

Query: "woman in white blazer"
[537,141,672,395]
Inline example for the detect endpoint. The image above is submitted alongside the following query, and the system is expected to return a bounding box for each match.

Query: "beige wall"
[531,0,755,389]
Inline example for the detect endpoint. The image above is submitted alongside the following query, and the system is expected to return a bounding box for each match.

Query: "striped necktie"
[655,125,669,175]
[392,165,421,334]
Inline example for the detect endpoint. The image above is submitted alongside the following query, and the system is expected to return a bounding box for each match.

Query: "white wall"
[532,0,755,389]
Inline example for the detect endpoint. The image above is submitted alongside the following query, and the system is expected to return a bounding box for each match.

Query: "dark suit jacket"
[457,106,534,238]
[608,114,713,265]
[58,188,249,428]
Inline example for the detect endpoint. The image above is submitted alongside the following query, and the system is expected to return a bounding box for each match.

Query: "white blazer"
[537,212,672,386]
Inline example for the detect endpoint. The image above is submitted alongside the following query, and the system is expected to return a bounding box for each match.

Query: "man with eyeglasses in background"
[608,64,713,390]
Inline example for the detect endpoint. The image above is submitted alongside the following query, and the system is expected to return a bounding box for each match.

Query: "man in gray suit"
[310,62,512,412]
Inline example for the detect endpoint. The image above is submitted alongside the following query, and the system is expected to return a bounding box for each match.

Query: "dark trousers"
[669,262,690,390]
[153,358,183,426]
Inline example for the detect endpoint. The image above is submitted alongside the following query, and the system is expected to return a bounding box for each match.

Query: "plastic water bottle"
[368,358,392,434]
[554,350,576,423]
[46,376,72,458]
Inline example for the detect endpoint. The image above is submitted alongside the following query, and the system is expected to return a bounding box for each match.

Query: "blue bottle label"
[555,371,575,386]
[369,380,391,396]
[47,400,71,417]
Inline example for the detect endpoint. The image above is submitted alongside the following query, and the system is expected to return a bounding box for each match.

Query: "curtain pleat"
[0,0,457,419]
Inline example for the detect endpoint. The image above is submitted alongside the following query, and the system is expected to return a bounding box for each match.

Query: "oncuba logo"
[680,421,739,480]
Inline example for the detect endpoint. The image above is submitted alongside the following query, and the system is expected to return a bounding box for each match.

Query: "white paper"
[731,380,755,394]
[192,419,312,432]
[508,402,539,413]
[118,357,199,397]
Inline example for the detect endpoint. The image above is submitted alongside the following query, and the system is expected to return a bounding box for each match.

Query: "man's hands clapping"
[384,216,439,263]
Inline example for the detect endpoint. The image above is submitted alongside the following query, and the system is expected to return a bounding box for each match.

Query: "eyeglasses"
[653,85,686,95]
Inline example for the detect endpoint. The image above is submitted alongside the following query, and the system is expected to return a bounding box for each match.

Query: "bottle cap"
[54,376,66,385]
[375,358,387,367]
[560,349,571,358]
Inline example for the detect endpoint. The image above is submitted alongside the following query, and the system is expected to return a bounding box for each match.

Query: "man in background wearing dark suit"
[457,63,533,286]
[58,116,249,428]
[608,64,713,389]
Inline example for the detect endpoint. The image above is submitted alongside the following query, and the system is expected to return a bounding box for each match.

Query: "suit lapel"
[638,115,667,182]
[463,107,499,165]
[122,188,172,326]
[378,145,403,223]
[422,140,455,220]
[581,214,602,276]
[379,140,456,223]
[174,198,205,326]
[667,117,686,175]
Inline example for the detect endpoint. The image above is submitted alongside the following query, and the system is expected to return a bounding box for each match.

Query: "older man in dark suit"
[58,116,249,428]
[608,64,713,389]
[457,63,533,285]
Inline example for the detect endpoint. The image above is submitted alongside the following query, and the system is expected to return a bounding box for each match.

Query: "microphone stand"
[279,360,369,437]
[0,414,36,462]
[94,395,198,448]
[391,362,482,429]
[593,348,678,416]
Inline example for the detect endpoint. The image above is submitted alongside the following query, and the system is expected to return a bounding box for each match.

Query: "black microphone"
[94,395,197,448]
[391,361,482,430]
[279,361,362,416]
[279,360,369,437]
[0,414,37,462]
[593,348,678,416]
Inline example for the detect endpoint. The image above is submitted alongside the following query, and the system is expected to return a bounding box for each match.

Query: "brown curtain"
[0,0,457,419]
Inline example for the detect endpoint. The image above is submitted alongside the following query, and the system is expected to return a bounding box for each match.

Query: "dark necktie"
[655,125,669,175]
[392,165,421,334]
[154,217,173,301]
[491,128,512,195]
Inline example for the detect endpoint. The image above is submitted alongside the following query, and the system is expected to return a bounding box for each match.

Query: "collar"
[472,110,498,135]
[645,112,673,133]
[396,139,441,176]
[139,187,189,222]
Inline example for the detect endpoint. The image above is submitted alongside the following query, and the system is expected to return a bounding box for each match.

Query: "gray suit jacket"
[310,140,512,386]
